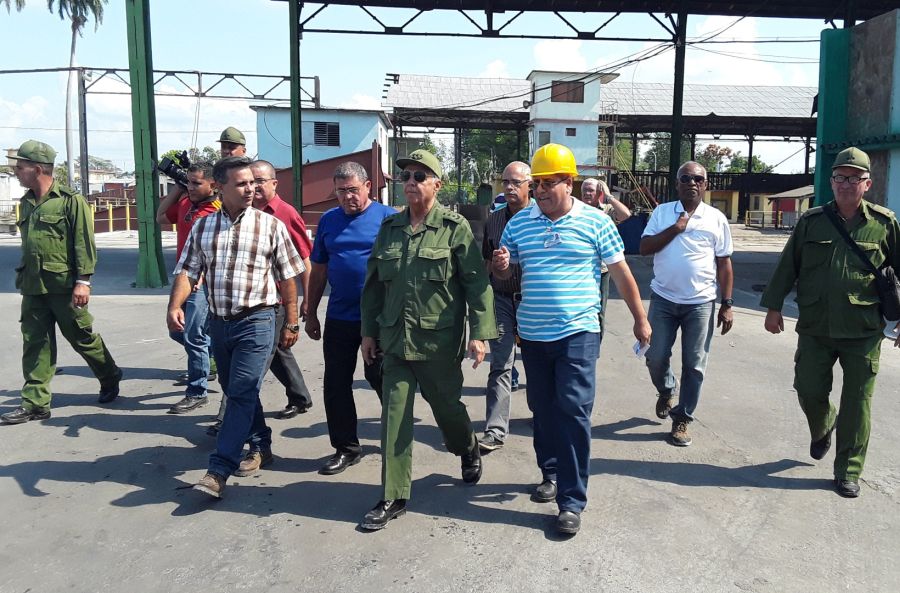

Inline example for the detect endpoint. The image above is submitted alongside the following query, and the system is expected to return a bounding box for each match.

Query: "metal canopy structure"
[282,0,894,200]
[123,0,900,285]
[279,1,899,38]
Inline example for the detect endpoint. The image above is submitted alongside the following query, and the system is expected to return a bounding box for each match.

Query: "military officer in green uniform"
[761,147,900,498]
[1,140,122,425]
[359,149,498,530]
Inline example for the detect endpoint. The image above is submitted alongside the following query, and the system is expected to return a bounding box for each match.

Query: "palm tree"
[3,1,106,190]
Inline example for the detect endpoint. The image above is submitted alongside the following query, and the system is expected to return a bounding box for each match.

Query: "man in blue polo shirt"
[492,143,651,535]
[305,161,395,475]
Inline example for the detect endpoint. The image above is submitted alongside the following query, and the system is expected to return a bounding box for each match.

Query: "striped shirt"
[174,206,305,318]
[500,198,625,341]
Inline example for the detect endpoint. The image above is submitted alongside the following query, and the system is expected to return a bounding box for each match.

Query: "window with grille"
[550,80,584,103]
[538,131,551,146]
[314,122,340,146]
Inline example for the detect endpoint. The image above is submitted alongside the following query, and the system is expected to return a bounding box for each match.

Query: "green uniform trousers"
[381,353,476,500]
[793,333,881,480]
[21,293,119,411]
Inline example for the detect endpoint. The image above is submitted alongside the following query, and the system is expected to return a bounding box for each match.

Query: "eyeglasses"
[532,178,567,191]
[831,174,870,185]
[400,170,435,183]
[501,178,529,188]
[253,177,274,185]
[335,186,362,196]
[678,174,706,184]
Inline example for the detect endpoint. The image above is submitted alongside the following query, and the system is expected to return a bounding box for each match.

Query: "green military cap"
[396,149,443,178]
[832,147,870,172]
[218,126,246,145]
[9,140,56,165]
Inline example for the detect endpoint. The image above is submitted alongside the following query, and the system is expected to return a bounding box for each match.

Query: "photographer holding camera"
[156,160,221,417]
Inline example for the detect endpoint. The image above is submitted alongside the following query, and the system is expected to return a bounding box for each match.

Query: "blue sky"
[0,1,827,172]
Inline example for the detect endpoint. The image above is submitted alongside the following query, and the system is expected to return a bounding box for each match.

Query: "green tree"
[160,146,218,166]
[75,154,121,174]
[726,152,771,173]
[613,137,636,171]
[640,133,691,172]
[53,162,71,187]
[694,143,734,173]
[3,1,108,186]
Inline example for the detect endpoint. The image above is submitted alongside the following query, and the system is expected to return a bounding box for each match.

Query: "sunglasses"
[532,178,567,191]
[400,170,435,183]
[678,174,706,184]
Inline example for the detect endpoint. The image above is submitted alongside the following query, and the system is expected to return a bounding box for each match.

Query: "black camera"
[157,150,191,188]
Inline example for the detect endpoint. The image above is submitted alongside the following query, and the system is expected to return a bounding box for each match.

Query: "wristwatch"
[721,298,734,308]
[285,323,300,333]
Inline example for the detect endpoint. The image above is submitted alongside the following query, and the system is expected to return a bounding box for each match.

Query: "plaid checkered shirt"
[174,206,305,318]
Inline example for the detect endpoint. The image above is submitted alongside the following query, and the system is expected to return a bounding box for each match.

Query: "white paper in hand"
[633,340,650,358]
[883,317,900,340]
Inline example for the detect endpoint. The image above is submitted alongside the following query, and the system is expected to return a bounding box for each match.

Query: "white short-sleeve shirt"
[642,200,733,304]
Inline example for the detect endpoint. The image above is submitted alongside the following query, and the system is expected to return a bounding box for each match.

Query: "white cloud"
[533,39,588,72]
[610,17,819,87]
[338,94,382,110]
[479,59,510,79]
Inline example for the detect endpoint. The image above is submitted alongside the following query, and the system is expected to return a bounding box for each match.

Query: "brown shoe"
[234,449,273,477]
[193,472,226,498]
[655,394,675,419]
[669,419,692,447]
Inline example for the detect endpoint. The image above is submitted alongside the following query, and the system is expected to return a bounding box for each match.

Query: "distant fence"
[10,200,354,237]
[745,210,799,229]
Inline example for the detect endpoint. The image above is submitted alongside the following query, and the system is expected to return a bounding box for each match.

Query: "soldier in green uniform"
[359,149,498,530]
[761,147,900,498]
[1,140,122,425]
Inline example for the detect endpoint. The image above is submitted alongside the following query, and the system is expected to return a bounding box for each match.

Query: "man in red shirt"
[249,160,314,420]
[156,163,221,415]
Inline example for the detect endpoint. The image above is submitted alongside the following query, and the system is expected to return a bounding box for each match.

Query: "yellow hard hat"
[531,143,578,177]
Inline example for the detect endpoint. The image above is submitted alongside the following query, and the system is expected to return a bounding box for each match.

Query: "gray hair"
[582,177,599,189]
[333,161,369,182]
[212,156,252,184]
[677,160,707,178]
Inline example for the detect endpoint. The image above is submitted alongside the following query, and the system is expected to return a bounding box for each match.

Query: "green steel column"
[668,10,688,201]
[290,1,304,213]
[815,29,851,205]
[125,0,167,287]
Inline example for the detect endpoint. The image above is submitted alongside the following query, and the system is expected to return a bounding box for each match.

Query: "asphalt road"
[0,228,897,593]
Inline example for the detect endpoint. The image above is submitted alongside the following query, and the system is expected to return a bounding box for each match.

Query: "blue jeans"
[207,307,276,478]
[644,292,715,422]
[485,294,517,440]
[168,285,212,398]
[520,331,600,514]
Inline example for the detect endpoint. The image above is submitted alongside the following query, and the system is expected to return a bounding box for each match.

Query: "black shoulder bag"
[823,206,900,321]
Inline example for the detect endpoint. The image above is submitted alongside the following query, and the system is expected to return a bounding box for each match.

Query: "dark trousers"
[520,331,600,514]
[323,317,383,454]
[269,304,313,408]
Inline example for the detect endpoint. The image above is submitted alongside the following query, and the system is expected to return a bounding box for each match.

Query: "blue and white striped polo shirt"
[500,198,625,342]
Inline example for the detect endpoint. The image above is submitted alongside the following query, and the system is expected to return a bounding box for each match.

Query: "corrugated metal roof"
[602,82,817,118]
[383,73,817,120]
[383,73,531,112]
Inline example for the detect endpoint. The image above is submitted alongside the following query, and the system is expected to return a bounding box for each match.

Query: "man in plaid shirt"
[167,156,305,499]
